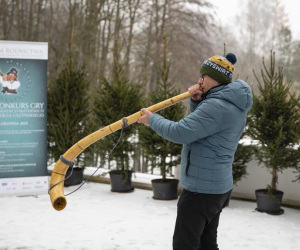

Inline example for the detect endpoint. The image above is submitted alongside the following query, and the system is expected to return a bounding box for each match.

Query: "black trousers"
[173,188,232,250]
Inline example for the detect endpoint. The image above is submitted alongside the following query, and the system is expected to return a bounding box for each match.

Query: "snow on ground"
[48,165,172,184]
[1,181,300,250]
[83,166,167,184]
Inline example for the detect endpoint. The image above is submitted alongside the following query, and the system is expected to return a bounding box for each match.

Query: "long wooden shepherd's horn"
[49,88,202,211]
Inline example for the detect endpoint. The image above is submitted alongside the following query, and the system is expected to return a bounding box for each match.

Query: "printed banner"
[0,41,48,195]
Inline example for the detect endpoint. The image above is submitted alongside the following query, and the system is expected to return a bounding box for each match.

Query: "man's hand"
[188,81,203,101]
[137,108,153,126]
[2,75,7,81]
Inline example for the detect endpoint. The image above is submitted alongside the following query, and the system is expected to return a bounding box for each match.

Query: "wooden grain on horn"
[49,89,202,211]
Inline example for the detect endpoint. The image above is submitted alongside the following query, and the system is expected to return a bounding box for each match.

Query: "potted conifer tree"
[93,41,145,192]
[47,51,91,187]
[139,33,186,200]
[247,51,300,214]
[289,95,300,183]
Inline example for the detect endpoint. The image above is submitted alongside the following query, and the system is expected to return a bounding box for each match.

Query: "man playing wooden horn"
[0,67,20,94]
[138,53,253,250]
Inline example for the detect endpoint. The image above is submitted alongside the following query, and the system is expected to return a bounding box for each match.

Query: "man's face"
[199,74,219,93]
[7,73,17,81]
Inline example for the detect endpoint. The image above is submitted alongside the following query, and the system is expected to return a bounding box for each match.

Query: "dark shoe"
[1,87,8,93]
[7,89,17,94]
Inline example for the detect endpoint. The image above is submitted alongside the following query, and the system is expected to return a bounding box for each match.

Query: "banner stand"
[0,41,48,196]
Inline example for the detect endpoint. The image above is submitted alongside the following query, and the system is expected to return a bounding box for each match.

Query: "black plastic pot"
[64,168,84,187]
[151,179,179,200]
[255,189,284,214]
[109,171,133,192]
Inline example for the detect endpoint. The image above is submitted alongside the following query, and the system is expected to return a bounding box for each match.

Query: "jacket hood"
[206,79,253,111]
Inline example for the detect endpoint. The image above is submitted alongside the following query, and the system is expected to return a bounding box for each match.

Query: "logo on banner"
[23,182,33,185]
[0,60,31,102]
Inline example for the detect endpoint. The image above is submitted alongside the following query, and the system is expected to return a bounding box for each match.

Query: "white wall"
[174,159,300,206]
[232,159,300,206]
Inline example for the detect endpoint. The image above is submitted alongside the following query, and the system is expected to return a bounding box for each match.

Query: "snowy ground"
[83,166,170,184]
[1,180,300,250]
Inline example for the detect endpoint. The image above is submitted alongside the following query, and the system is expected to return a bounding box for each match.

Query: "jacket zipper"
[186,150,191,176]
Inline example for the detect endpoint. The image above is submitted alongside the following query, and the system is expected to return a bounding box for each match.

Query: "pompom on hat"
[200,53,237,83]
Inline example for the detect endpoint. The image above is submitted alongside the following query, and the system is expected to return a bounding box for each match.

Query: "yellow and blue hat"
[200,53,237,83]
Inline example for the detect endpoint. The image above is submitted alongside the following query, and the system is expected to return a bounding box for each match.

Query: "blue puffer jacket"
[148,79,253,194]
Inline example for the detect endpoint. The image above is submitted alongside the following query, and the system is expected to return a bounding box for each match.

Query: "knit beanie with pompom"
[200,53,237,83]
